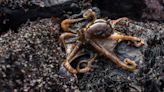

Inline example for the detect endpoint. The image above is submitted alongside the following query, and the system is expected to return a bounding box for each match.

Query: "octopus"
[59,9,144,76]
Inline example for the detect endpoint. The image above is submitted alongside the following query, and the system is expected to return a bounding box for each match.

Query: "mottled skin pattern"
[60,9,144,76]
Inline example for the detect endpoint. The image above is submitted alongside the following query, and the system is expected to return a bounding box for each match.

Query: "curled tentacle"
[76,54,97,73]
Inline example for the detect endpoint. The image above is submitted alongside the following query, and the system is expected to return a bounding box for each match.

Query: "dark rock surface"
[92,0,164,21]
[143,0,164,21]
[92,0,145,19]
[0,19,79,91]
[0,0,82,32]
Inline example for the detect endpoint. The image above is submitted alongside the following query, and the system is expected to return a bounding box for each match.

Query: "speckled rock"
[0,0,73,8]
[0,18,79,91]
